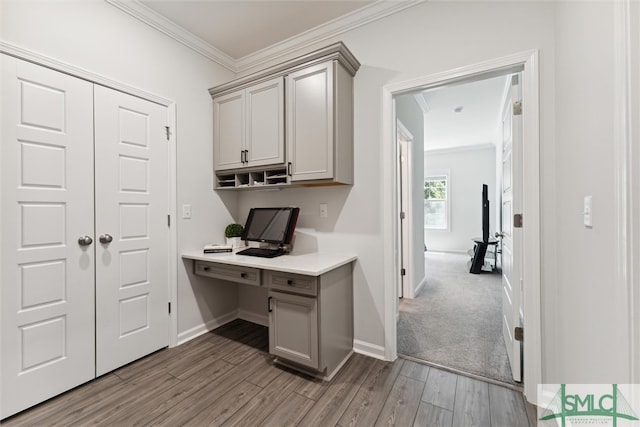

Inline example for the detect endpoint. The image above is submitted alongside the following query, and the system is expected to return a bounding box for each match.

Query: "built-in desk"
[181,251,357,380]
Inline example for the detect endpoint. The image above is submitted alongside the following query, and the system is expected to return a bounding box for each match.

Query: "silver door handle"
[495,232,505,238]
[78,235,93,246]
[99,234,113,244]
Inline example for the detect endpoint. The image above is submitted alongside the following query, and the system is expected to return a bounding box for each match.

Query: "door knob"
[78,235,93,246]
[99,234,113,244]
[495,232,505,238]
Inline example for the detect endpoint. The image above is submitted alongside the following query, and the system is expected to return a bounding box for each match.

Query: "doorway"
[396,73,515,385]
[382,50,541,402]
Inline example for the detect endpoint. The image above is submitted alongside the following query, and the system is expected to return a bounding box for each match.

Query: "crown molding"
[235,0,423,74]
[105,0,237,72]
[105,0,423,76]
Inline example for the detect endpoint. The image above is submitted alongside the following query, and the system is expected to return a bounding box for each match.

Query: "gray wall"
[424,146,497,253]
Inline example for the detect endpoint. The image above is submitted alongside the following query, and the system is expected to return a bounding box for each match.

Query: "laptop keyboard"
[236,247,285,258]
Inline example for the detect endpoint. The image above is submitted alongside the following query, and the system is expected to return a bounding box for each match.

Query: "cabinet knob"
[240,273,247,278]
[203,267,210,271]
[287,279,293,285]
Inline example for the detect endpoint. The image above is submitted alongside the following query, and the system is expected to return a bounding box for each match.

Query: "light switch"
[583,196,592,227]
[319,203,328,218]
[182,204,192,219]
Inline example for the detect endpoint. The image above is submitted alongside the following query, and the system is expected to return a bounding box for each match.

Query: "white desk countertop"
[181,250,357,276]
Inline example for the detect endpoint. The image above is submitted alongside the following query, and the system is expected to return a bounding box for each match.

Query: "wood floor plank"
[68,371,180,426]
[421,368,458,411]
[148,351,270,426]
[1,320,532,427]
[1,373,123,427]
[488,383,530,427]
[293,372,329,401]
[185,380,262,426]
[109,358,233,426]
[223,369,306,426]
[413,402,454,427]
[338,358,404,427]
[374,375,425,427]
[452,375,491,427]
[400,360,430,382]
[300,354,376,427]
[259,391,316,426]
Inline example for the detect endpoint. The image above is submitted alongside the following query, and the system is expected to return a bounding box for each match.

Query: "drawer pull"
[203,267,210,272]
[240,273,247,278]
[287,279,293,285]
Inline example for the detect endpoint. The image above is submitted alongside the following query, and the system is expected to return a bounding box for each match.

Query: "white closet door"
[1,55,96,418]
[94,86,169,376]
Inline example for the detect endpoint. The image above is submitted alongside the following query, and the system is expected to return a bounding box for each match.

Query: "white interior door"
[94,86,169,376]
[500,74,523,382]
[397,121,414,299]
[1,55,96,418]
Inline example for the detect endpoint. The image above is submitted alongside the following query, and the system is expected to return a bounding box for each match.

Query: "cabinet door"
[286,61,334,182]
[245,77,284,167]
[268,291,318,370]
[213,90,244,170]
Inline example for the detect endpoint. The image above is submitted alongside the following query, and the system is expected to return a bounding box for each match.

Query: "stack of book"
[203,244,232,253]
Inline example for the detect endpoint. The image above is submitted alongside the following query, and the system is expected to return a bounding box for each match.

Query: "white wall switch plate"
[583,196,592,227]
[182,204,192,219]
[319,203,328,218]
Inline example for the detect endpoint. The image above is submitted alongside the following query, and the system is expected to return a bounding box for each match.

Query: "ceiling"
[416,75,511,152]
[139,0,375,60]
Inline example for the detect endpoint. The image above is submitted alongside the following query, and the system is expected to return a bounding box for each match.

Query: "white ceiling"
[139,0,375,60]
[418,75,510,152]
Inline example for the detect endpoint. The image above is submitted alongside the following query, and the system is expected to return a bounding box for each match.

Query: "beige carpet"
[397,251,516,385]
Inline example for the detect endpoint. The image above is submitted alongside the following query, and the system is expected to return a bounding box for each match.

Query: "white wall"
[5,0,637,386]
[424,146,496,253]
[238,1,635,385]
[551,0,630,383]
[237,1,559,362]
[0,0,241,342]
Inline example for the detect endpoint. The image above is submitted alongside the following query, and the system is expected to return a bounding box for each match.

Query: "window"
[424,175,448,229]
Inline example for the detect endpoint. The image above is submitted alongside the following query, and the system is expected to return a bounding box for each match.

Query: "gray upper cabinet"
[213,76,284,171]
[286,60,353,185]
[210,42,359,189]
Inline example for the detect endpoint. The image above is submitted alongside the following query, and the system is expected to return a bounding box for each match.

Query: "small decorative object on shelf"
[225,223,244,249]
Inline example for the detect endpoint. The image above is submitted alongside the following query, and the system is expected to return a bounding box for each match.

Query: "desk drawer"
[195,261,261,287]
[266,271,317,296]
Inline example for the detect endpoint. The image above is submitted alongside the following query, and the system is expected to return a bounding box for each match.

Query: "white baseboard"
[426,249,468,255]
[176,310,238,345]
[413,276,427,297]
[237,309,268,327]
[353,339,387,360]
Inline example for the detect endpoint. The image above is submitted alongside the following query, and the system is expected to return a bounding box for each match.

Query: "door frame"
[382,50,541,402]
[1,42,180,348]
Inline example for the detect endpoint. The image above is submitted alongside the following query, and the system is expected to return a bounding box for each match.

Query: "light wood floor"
[2,320,536,426]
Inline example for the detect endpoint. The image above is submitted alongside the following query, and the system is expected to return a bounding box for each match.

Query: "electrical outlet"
[319,203,328,218]
[182,204,192,219]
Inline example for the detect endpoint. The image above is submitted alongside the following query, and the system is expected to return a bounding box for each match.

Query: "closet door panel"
[94,86,170,376]
[1,55,96,419]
